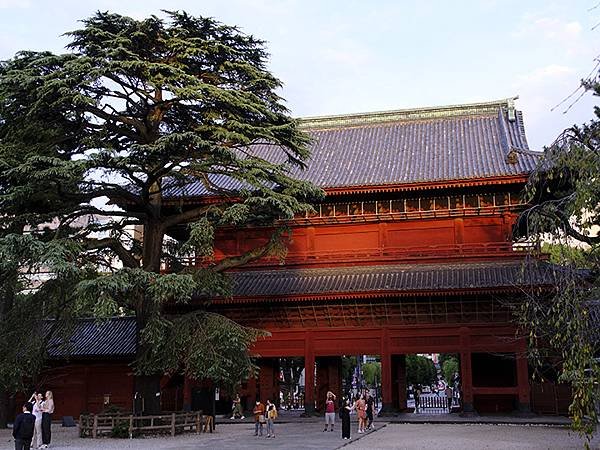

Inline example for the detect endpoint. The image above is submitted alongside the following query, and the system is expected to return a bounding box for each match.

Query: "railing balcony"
[165,242,542,271]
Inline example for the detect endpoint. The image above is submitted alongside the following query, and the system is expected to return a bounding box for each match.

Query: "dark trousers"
[41,412,51,444]
[366,410,373,426]
[14,438,32,450]
[341,415,350,439]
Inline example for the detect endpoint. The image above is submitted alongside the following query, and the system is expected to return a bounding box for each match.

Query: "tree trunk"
[0,388,9,428]
[134,375,162,415]
[134,220,164,415]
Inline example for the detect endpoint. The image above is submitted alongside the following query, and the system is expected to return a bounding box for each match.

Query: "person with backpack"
[266,399,277,438]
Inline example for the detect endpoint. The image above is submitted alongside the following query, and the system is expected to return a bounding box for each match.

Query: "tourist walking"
[445,385,453,413]
[230,394,245,419]
[253,400,265,436]
[414,384,421,414]
[28,393,43,449]
[266,399,277,438]
[340,398,352,440]
[13,402,36,450]
[41,391,54,448]
[323,391,336,432]
[354,394,366,433]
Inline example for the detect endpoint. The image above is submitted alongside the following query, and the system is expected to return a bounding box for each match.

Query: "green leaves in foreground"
[138,312,268,391]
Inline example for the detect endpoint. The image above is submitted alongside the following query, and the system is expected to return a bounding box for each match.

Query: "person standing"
[365,392,375,430]
[230,394,245,419]
[28,393,43,449]
[13,402,36,450]
[445,385,453,413]
[40,391,54,449]
[252,400,265,436]
[323,391,336,432]
[340,398,352,440]
[354,394,366,433]
[414,385,421,414]
[266,399,277,438]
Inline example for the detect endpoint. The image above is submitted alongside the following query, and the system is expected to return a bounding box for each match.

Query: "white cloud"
[516,64,575,84]
[512,17,582,40]
[0,0,30,8]
[511,16,588,56]
[512,64,595,149]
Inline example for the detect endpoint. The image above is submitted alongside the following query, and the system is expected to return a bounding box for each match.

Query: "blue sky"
[1,0,598,149]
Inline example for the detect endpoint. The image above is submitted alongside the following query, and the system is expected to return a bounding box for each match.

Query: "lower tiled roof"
[46,316,136,359]
[228,260,560,299]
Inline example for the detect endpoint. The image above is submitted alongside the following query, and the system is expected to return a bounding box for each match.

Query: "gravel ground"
[345,423,599,450]
[1,422,597,450]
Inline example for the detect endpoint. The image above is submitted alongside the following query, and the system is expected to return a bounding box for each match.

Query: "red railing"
[166,242,541,271]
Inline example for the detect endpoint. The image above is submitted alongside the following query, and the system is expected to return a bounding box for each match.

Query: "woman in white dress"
[28,392,43,449]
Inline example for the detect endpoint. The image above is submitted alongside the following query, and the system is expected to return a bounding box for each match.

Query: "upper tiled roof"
[46,317,136,359]
[226,260,559,301]
[166,98,540,198]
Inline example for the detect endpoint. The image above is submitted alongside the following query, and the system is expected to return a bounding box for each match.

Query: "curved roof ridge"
[299,96,519,130]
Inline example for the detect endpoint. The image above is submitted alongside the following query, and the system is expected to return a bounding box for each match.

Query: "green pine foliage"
[0,10,323,415]
[519,75,600,443]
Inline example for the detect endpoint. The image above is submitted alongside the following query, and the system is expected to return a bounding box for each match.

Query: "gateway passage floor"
[1,422,597,450]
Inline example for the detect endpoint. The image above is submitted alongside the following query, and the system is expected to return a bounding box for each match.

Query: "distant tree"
[518,73,600,442]
[441,357,459,384]
[0,10,322,416]
[362,362,381,387]
[406,355,436,387]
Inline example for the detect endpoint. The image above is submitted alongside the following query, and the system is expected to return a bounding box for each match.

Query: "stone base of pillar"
[514,402,534,417]
[378,402,396,417]
[459,402,479,417]
[302,404,317,416]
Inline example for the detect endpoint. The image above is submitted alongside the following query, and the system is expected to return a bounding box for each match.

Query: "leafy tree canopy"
[0,10,322,414]
[406,355,436,387]
[519,76,600,441]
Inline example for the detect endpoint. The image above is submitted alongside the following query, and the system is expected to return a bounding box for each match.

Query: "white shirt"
[32,401,43,420]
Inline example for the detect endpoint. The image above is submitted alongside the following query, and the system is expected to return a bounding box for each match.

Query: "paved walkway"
[1,420,597,450]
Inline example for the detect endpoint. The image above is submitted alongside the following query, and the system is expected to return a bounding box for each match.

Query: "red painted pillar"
[258,358,280,405]
[183,376,192,411]
[380,328,393,414]
[460,327,475,414]
[304,333,316,414]
[246,375,258,411]
[396,355,407,411]
[516,338,531,412]
[328,358,342,402]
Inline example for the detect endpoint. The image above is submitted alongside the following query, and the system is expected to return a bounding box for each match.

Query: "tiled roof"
[227,260,559,300]
[166,98,540,198]
[46,317,136,359]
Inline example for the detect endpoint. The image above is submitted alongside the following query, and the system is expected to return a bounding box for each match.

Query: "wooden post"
[380,328,393,414]
[516,338,531,413]
[171,412,176,436]
[459,327,475,414]
[92,414,98,439]
[304,332,315,414]
[195,412,200,434]
[183,376,192,411]
[128,415,133,439]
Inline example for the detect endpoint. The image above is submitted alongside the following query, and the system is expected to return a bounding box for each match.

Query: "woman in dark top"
[340,398,352,440]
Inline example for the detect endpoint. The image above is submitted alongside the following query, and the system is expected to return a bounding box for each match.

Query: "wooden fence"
[79,411,205,438]
[417,395,453,414]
